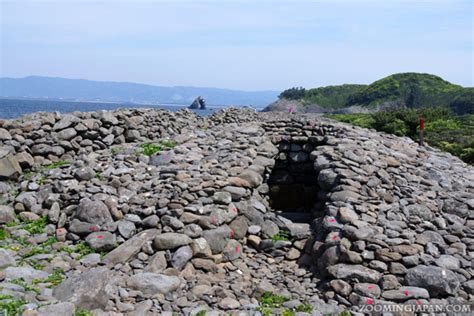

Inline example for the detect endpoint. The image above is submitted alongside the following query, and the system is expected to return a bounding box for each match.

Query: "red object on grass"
[420,117,425,130]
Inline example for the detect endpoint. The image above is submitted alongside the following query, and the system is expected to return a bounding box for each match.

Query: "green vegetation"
[95,172,103,180]
[258,292,290,308]
[271,230,290,243]
[32,268,64,287]
[281,309,295,316]
[326,107,474,164]
[256,292,293,316]
[22,216,48,234]
[278,73,473,114]
[74,308,93,316]
[295,302,313,312]
[10,278,40,294]
[44,160,69,170]
[111,146,124,155]
[0,229,8,240]
[195,311,207,316]
[59,241,101,258]
[280,85,366,109]
[279,87,306,100]
[0,296,27,316]
[139,139,177,156]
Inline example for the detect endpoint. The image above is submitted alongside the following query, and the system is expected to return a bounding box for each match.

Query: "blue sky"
[1,0,472,90]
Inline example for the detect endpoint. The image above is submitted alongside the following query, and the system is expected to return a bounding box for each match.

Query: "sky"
[0,0,472,91]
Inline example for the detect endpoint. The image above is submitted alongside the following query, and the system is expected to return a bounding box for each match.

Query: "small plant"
[0,229,8,240]
[111,147,123,155]
[160,139,177,148]
[60,241,98,258]
[258,291,290,308]
[139,143,162,156]
[139,139,177,156]
[42,236,58,247]
[5,221,18,227]
[36,175,47,186]
[23,246,48,258]
[95,172,103,180]
[23,171,34,180]
[0,297,27,316]
[74,242,97,258]
[296,302,313,312]
[29,259,45,270]
[23,216,48,234]
[281,309,295,316]
[271,230,290,243]
[195,310,207,316]
[10,278,40,294]
[255,306,272,316]
[33,268,64,287]
[44,160,69,170]
[12,236,29,247]
[74,308,93,316]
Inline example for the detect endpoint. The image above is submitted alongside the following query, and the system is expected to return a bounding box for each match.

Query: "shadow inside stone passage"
[266,140,324,223]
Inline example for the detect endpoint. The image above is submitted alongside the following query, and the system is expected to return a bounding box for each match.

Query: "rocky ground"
[0,107,473,316]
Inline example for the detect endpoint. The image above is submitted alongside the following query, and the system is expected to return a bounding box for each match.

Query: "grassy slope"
[301,84,366,109]
[326,109,474,164]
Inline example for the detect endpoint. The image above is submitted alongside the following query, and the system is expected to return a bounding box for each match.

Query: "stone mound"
[0,108,473,315]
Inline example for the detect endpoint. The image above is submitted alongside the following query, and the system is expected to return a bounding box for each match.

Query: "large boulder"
[0,153,22,180]
[53,267,120,310]
[327,264,382,283]
[75,198,113,225]
[405,265,460,296]
[102,229,158,265]
[127,273,181,295]
[153,233,192,250]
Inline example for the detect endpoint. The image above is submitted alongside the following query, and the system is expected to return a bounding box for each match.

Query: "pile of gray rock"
[0,108,472,315]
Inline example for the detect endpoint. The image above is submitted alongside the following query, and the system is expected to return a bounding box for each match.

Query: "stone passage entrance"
[265,136,327,223]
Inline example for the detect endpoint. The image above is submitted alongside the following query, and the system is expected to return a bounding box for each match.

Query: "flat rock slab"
[53,267,120,310]
[5,267,49,283]
[382,286,430,301]
[327,264,382,283]
[127,273,181,296]
[102,229,158,265]
[37,302,75,316]
[154,232,192,250]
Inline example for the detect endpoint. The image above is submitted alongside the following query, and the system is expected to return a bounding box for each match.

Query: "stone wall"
[0,108,472,314]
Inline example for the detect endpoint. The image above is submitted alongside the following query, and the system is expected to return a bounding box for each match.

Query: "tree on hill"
[279,87,306,100]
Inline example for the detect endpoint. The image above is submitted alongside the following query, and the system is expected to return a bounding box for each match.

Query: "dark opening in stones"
[264,137,327,223]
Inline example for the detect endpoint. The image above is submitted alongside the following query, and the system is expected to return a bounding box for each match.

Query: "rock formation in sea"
[189,96,206,110]
[0,108,472,315]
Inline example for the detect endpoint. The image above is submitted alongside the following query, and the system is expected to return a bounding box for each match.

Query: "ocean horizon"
[0,98,245,119]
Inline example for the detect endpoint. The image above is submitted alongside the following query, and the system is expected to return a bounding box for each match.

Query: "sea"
[0,98,226,119]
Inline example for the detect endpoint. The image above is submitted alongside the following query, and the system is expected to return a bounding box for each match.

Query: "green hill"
[278,84,366,109]
[275,73,473,114]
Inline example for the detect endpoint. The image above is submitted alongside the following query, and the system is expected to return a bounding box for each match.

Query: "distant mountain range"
[0,76,279,108]
[264,73,473,114]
